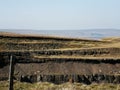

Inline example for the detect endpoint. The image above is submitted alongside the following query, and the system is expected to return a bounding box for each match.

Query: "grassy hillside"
[0,32,120,86]
[0,32,120,59]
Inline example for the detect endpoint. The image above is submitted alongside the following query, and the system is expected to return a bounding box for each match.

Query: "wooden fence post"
[9,55,14,90]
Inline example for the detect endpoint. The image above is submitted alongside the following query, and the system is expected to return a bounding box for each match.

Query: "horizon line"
[0,28,120,31]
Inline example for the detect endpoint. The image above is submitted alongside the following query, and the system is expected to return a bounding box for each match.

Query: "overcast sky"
[0,0,120,30]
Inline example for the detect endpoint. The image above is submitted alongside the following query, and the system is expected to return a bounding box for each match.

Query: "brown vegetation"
[0,32,120,85]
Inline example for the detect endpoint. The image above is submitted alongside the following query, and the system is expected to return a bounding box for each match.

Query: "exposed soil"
[0,32,120,84]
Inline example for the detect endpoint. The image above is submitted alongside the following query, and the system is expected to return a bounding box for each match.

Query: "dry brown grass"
[0,81,120,90]
[34,55,120,60]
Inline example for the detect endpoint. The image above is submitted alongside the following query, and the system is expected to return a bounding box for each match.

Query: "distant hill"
[0,29,120,39]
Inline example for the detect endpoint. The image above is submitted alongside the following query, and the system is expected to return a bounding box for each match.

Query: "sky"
[0,0,120,30]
